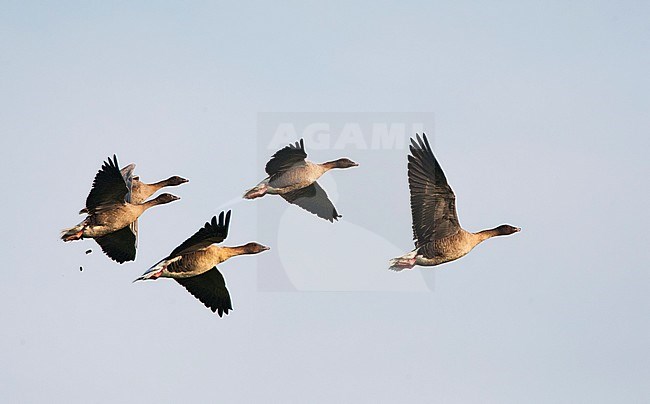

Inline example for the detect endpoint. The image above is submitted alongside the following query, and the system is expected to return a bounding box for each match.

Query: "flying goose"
[61,155,180,263]
[134,211,269,316]
[78,166,188,247]
[244,139,358,222]
[389,134,520,270]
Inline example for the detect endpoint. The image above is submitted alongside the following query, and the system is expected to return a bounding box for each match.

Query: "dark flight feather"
[94,226,137,263]
[175,267,233,317]
[265,139,307,176]
[408,134,460,246]
[168,210,231,258]
[281,182,341,222]
[85,155,130,212]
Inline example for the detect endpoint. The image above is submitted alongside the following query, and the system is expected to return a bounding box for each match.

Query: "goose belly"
[415,252,467,267]
[162,248,228,278]
[84,207,139,237]
[415,237,476,267]
[268,169,321,193]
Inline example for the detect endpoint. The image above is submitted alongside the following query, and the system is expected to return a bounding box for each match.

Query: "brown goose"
[243,139,358,222]
[389,134,520,271]
[61,155,180,263]
[134,211,269,316]
[78,166,188,251]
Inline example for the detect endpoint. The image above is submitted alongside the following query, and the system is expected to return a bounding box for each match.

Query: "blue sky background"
[1,1,648,402]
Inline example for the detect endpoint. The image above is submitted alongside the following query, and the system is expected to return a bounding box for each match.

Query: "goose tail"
[61,222,86,242]
[133,257,178,282]
[388,251,417,272]
[243,183,268,199]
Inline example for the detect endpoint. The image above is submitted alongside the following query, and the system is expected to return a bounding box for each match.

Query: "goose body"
[152,244,261,279]
[72,203,152,239]
[389,134,520,271]
[135,211,269,316]
[66,195,179,239]
[62,155,180,263]
[244,139,358,222]
[262,161,329,194]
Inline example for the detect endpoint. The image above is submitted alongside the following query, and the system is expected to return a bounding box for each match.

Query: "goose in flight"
[134,211,269,317]
[389,134,520,271]
[78,165,188,248]
[244,139,358,222]
[61,155,180,263]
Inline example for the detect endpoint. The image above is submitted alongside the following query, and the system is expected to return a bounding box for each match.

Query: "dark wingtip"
[421,133,432,153]
[410,135,420,151]
[216,307,231,317]
[224,210,232,232]
[409,133,433,158]
[415,133,424,149]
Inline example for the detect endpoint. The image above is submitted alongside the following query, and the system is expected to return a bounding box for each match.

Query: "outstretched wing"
[85,155,130,212]
[175,267,233,317]
[281,182,341,222]
[408,134,460,246]
[168,210,231,258]
[79,162,134,215]
[265,139,308,176]
[94,226,137,263]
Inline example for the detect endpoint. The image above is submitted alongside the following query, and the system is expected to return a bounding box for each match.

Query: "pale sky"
[1,1,648,403]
